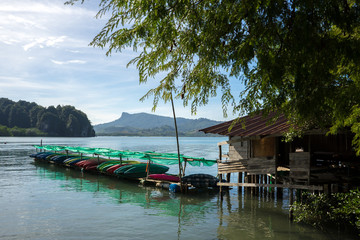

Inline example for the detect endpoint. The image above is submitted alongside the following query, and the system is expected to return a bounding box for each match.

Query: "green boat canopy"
[34,145,217,167]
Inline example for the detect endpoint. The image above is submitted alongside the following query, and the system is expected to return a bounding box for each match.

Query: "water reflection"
[1,137,355,239]
[34,162,218,219]
[33,162,347,240]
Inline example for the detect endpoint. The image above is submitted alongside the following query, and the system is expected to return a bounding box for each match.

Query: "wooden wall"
[228,137,248,159]
[252,137,275,157]
[218,159,247,174]
[289,152,310,184]
[246,157,276,175]
[220,137,276,175]
[218,157,276,175]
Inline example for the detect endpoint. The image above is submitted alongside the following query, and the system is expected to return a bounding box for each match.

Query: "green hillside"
[0,98,95,137]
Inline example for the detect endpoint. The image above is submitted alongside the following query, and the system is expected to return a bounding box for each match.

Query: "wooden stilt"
[238,172,243,193]
[226,173,231,183]
[289,188,294,221]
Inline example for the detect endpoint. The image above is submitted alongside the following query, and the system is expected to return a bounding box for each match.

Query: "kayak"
[148,174,180,182]
[118,163,169,178]
[106,164,128,174]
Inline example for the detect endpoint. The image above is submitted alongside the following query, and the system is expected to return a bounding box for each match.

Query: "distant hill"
[94,112,223,136]
[0,98,95,137]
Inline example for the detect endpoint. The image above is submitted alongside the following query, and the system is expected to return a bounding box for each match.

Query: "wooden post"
[323,184,329,194]
[238,172,242,193]
[170,94,183,191]
[226,173,231,183]
[183,158,187,176]
[289,188,294,221]
[250,175,254,196]
[244,172,248,195]
[219,145,222,192]
[146,158,150,178]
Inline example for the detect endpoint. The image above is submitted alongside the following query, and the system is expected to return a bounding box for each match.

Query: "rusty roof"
[200,111,291,137]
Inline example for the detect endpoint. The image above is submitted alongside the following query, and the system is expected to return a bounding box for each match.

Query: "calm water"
[0,136,354,240]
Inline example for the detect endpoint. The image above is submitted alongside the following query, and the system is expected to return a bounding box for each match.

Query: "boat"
[115,163,169,178]
[148,174,180,182]
[30,145,217,191]
[181,174,219,188]
[106,164,125,174]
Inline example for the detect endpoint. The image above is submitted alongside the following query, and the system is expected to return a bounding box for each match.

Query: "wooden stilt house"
[200,112,360,192]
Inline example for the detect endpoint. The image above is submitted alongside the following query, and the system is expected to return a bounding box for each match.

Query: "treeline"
[0,98,95,137]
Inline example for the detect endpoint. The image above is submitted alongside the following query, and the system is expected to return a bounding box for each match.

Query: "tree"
[67,0,360,151]
[0,125,11,136]
[8,105,30,128]
[29,105,45,127]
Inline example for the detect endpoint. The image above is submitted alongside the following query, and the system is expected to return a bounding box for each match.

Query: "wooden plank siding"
[247,157,276,175]
[289,152,311,184]
[221,137,276,175]
[252,137,275,157]
[218,157,276,175]
[218,159,247,174]
[228,140,248,159]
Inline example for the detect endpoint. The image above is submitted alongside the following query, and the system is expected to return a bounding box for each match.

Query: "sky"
[0,0,242,125]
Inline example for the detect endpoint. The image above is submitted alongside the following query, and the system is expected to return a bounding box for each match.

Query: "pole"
[170,94,182,180]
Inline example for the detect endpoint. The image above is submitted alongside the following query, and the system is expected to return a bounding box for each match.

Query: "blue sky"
[0,0,242,125]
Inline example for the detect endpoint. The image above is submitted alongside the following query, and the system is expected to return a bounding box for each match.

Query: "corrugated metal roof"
[200,111,291,137]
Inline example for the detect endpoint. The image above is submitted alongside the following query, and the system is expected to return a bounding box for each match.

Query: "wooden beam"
[217,137,259,146]
[217,182,323,191]
[217,141,229,146]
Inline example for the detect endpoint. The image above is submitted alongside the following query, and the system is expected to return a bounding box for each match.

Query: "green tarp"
[34,145,217,167]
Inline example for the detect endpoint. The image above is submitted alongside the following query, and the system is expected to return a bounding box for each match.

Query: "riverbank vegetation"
[0,98,95,137]
[0,125,46,137]
[292,189,360,235]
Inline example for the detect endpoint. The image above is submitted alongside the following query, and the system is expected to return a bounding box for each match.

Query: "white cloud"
[0,76,53,90]
[0,0,230,125]
[51,59,86,65]
[0,1,96,48]
[22,35,68,51]
[0,1,95,16]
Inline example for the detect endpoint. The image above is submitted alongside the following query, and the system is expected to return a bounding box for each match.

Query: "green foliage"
[292,189,360,233]
[0,98,95,137]
[67,0,360,151]
[0,125,11,136]
[0,125,47,137]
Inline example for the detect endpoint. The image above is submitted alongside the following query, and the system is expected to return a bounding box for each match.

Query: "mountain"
[94,112,223,136]
[0,98,95,137]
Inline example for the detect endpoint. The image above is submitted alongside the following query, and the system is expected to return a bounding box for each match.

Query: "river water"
[0,136,354,239]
